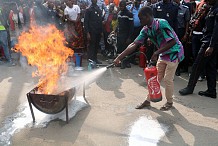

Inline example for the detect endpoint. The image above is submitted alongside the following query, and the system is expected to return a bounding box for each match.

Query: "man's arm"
[114,42,139,64]
[205,10,218,56]
[183,7,191,41]
[209,10,218,48]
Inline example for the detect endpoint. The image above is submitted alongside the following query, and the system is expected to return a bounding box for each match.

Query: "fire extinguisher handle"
[149,60,157,66]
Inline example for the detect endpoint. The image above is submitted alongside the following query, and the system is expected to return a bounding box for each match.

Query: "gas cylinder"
[139,45,147,68]
[144,65,162,102]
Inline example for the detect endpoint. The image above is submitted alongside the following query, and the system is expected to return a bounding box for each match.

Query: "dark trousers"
[117,33,131,65]
[88,33,101,61]
[177,28,192,72]
[129,26,143,63]
[192,33,203,59]
[117,33,129,54]
[192,33,205,77]
[188,43,217,93]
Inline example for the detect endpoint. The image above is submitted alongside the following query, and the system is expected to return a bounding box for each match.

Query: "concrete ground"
[0,54,218,146]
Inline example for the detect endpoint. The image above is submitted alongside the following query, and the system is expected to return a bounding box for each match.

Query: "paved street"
[0,58,218,146]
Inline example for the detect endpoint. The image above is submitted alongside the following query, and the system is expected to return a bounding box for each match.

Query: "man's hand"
[182,34,187,42]
[151,51,159,61]
[205,47,214,57]
[147,38,152,46]
[87,32,91,41]
[113,57,121,66]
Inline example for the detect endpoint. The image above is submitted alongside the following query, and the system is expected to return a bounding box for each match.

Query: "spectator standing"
[189,0,209,81]
[127,0,144,65]
[0,6,16,66]
[87,0,109,57]
[116,0,134,69]
[65,0,84,49]
[104,4,115,58]
[179,0,218,99]
[174,0,190,76]
[151,0,179,34]
[64,0,80,47]
[84,0,103,64]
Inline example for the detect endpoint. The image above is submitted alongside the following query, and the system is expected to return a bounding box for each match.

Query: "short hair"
[119,0,126,6]
[138,6,153,17]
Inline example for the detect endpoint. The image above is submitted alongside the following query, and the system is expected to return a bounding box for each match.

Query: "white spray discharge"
[0,96,87,146]
[129,116,168,146]
[55,67,107,94]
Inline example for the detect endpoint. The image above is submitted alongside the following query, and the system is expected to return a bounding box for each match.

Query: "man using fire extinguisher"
[114,6,184,110]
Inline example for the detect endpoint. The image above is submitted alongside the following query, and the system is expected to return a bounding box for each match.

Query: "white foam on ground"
[0,96,87,146]
[129,116,168,146]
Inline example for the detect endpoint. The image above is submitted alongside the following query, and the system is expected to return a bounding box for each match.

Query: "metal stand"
[83,82,89,105]
[27,93,35,123]
[26,93,69,124]
[65,96,69,123]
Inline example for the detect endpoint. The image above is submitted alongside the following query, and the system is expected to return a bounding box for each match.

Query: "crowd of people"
[0,0,217,108]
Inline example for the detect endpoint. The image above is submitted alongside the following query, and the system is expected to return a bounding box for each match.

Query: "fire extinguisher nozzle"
[106,63,115,69]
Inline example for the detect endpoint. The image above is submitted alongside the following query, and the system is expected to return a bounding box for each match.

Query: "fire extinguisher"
[144,62,162,102]
[139,45,147,68]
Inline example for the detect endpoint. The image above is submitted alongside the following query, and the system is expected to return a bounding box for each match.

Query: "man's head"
[91,0,97,5]
[138,6,153,26]
[66,0,73,8]
[119,0,126,11]
[173,0,180,5]
[163,0,171,3]
[109,3,115,12]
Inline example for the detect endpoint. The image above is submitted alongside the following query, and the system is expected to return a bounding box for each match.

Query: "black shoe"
[179,87,194,95]
[198,90,217,99]
[131,61,138,65]
[120,63,125,69]
[125,63,131,68]
[101,50,108,57]
[96,60,102,64]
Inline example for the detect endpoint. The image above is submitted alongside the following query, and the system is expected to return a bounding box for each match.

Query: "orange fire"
[15,25,74,94]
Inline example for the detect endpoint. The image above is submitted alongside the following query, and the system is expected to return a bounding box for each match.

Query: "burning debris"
[14,25,74,94]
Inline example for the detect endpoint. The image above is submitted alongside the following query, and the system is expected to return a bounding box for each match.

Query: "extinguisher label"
[147,76,161,95]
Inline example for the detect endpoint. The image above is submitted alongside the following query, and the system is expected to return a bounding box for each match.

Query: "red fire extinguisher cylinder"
[144,65,162,102]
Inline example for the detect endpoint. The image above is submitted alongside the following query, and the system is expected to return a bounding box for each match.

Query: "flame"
[15,25,74,94]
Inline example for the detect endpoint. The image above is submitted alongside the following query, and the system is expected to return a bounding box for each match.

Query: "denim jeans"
[0,30,11,61]
[188,43,217,93]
